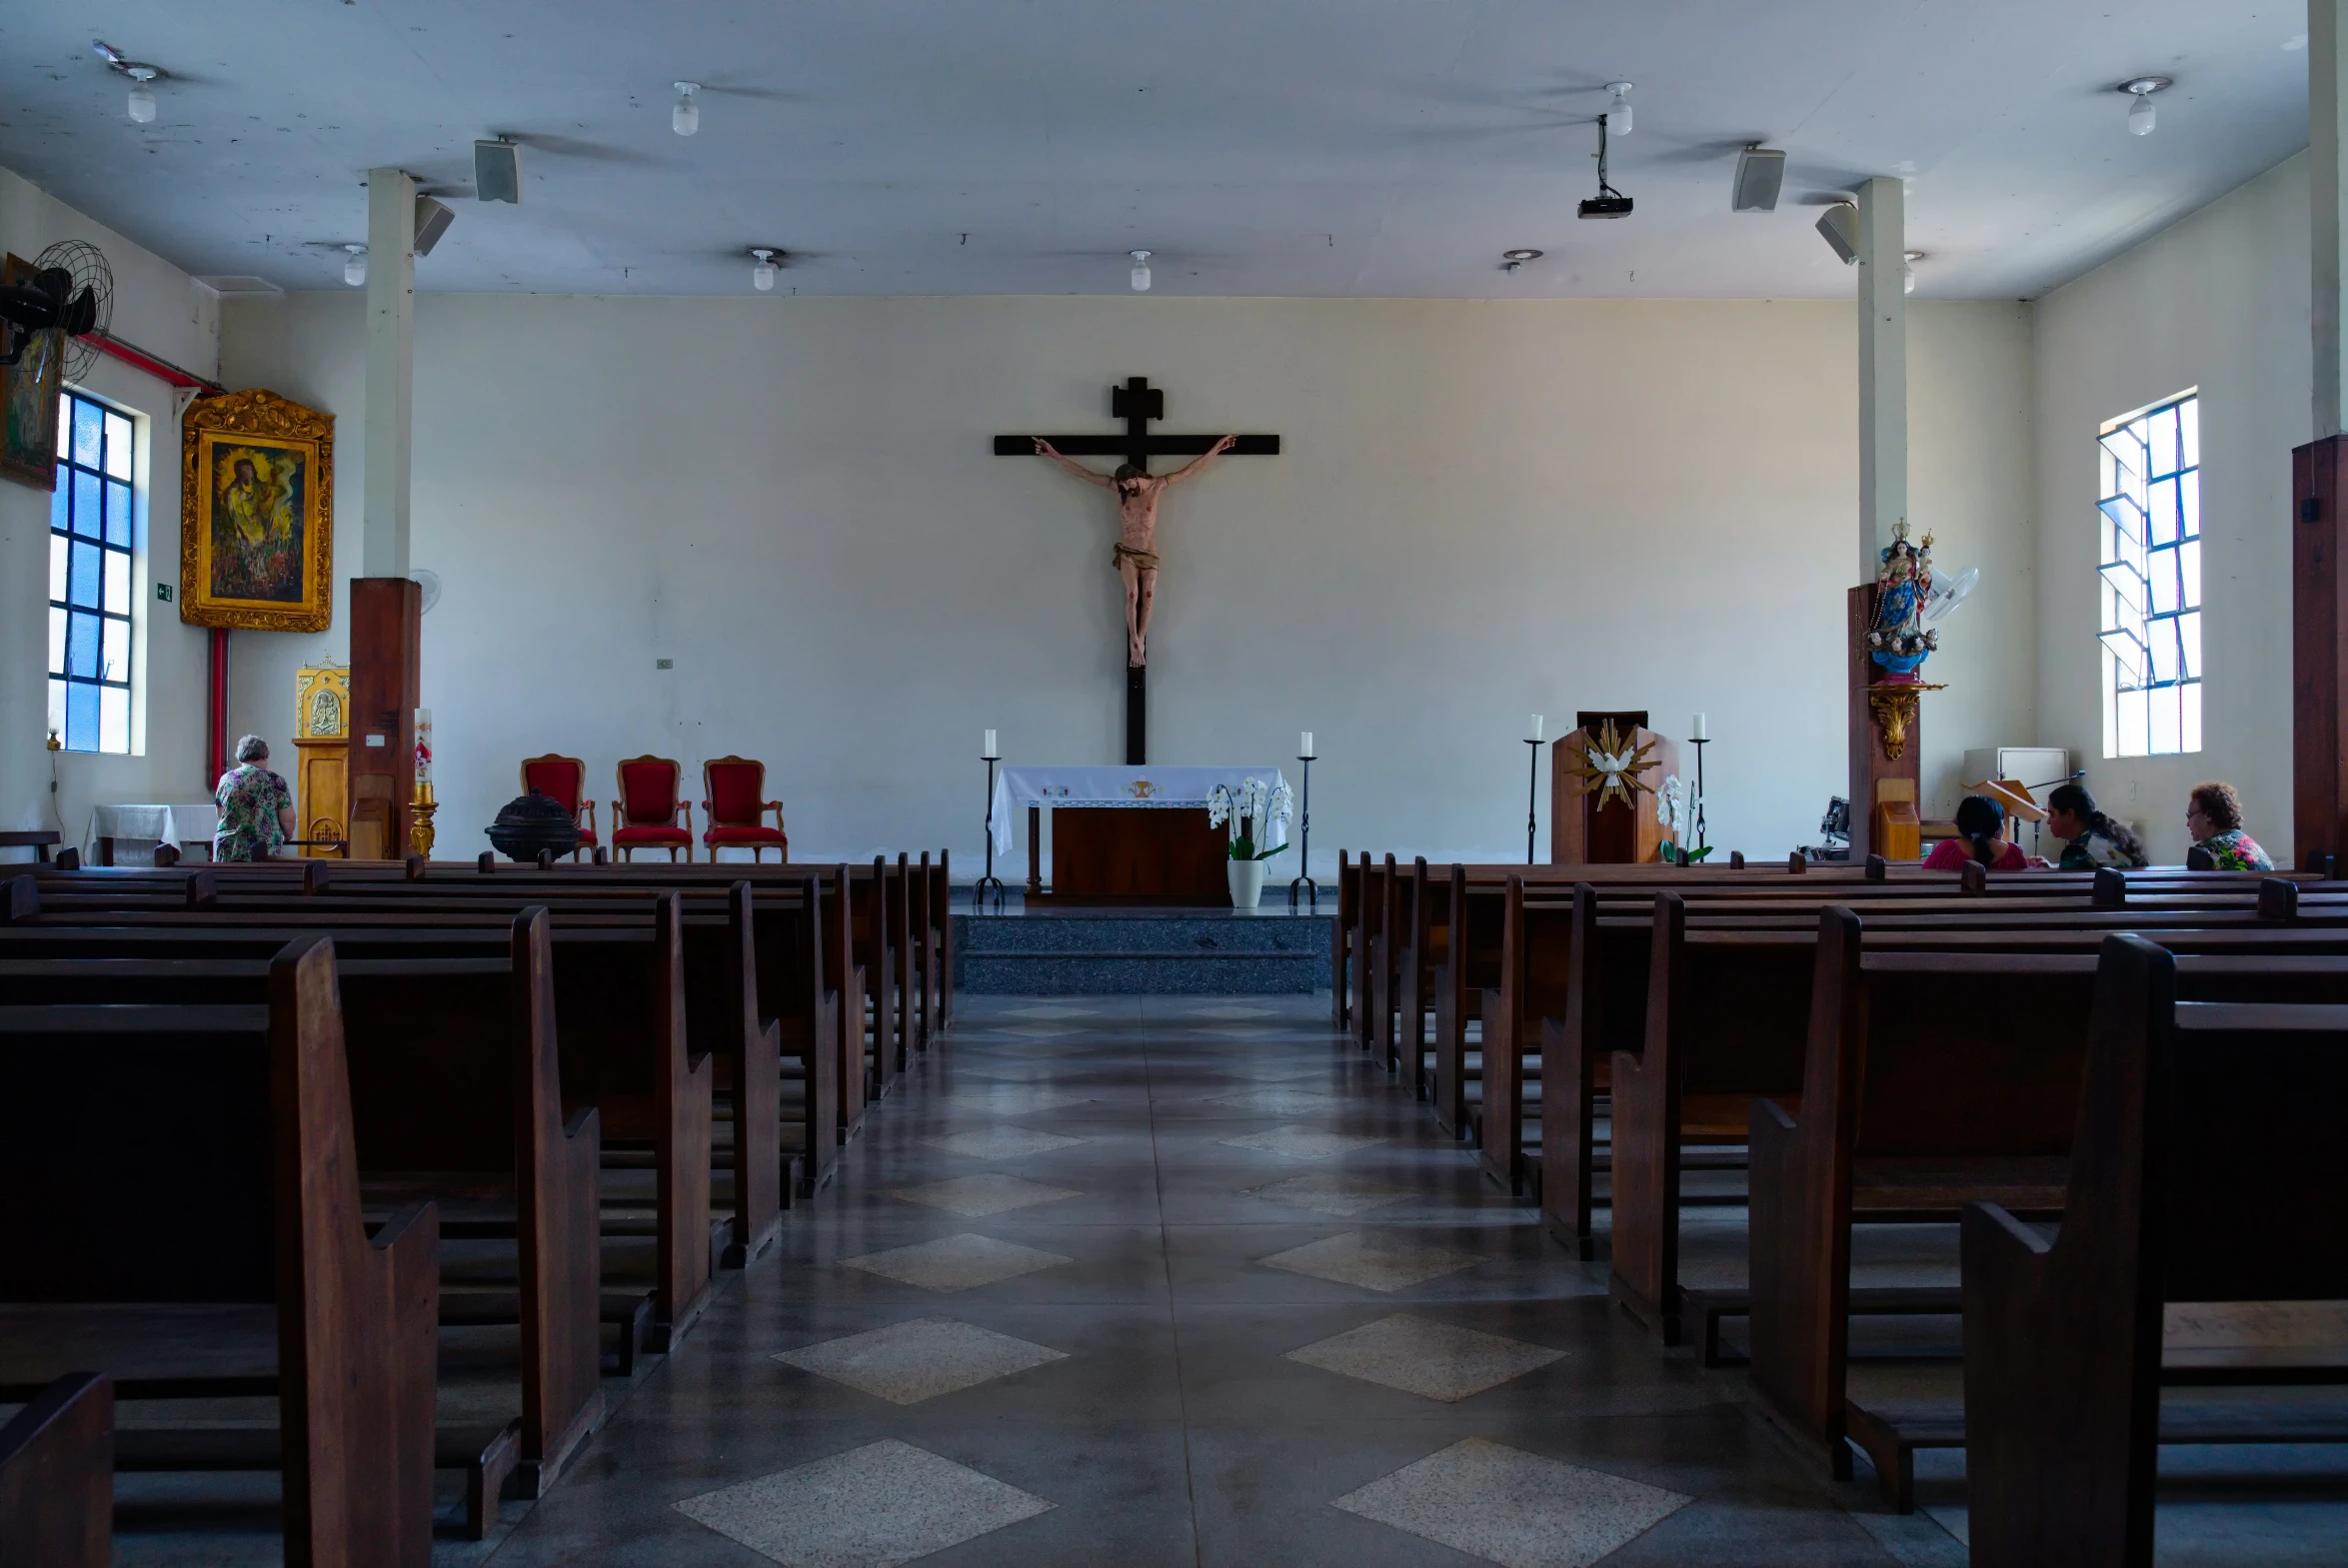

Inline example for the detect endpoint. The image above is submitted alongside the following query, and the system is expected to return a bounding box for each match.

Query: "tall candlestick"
[1691,712,1707,742]
[984,729,998,758]
[1528,714,1543,743]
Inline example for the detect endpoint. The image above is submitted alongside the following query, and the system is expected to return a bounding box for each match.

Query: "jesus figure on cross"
[1034,433,1237,668]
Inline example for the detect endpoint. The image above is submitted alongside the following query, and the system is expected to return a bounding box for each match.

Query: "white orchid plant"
[1206,776,1292,862]
[1657,773,1713,864]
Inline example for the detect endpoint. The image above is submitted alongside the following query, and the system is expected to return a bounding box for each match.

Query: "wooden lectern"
[291,665,350,858]
[1550,710,1679,864]
[345,578,420,861]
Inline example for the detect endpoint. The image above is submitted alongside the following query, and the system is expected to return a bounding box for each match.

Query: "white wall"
[2033,152,2308,865]
[215,292,2035,873]
[0,166,220,853]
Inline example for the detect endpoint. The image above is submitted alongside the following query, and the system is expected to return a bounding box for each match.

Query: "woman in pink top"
[1921,793,2036,871]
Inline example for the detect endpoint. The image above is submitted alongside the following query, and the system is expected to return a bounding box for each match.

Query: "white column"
[363,167,416,579]
[1856,175,1907,582]
[2315,0,2348,438]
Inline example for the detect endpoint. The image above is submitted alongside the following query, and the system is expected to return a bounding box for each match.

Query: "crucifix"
[995,376,1279,764]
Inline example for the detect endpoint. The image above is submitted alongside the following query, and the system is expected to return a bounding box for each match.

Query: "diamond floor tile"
[841,1232,1075,1292]
[923,1127,1091,1160]
[885,1173,1083,1217]
[1258,1230,1483,1292]
[676,1437,1055,1566]
[776,1317,1068,1405]
[1330,1437,1689,1568]
[1245,1171,1413,1217]
[1217,1124,1384,1161]
[1286,1313,1563,1401]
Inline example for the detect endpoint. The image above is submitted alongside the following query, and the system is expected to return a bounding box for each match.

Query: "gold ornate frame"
[180,388,334,632]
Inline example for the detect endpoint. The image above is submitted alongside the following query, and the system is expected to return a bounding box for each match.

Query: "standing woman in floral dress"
[213,734,297,861]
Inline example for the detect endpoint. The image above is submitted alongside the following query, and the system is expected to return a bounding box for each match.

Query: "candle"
[413,708,433,784]
[984,729,998,757]
[1528,714,1543,743]
[1299,731,1313,757]
[1691,712,1707,742]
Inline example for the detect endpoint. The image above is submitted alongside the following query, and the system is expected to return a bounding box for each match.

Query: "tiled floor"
[97,991,2346,1565]
[473,992,1916,1567]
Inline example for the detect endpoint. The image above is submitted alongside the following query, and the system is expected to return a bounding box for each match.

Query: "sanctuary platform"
[954,896,1331,994]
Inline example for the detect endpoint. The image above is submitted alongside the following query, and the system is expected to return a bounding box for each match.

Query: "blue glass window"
[48,391,136,754]
[2099,393,2201,758]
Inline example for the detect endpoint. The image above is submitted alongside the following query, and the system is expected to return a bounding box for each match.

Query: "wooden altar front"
[1025,804,1232,905]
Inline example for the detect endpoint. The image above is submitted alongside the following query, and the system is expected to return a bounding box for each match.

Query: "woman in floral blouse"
[2186,780,2273,871]
[214,734,296,861]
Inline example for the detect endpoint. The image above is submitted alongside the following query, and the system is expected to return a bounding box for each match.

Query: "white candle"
[984,729,998,757]
[1299,731,1313,757]
[1691,712,1707,742]
[413,708,433,784]
[1528,714,1543,743]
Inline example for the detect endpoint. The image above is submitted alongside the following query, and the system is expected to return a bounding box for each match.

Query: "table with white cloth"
[83,801,223,865]
[990,766,1288,904]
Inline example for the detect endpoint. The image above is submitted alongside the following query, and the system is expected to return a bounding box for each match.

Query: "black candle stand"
[1286,753,1317,911]
[1690,735,1709,857]
[973,753,1007,911]
[1524,736,1543,864]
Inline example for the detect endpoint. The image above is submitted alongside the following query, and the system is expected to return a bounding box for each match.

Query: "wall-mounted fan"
[1921,565,1978,626]
[0,240,113,377]
[409,569,442,614]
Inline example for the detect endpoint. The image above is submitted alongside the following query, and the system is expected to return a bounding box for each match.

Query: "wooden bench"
[0,937,440,1565]
[0,1371,111,1568]
[1955,933,2348,1553]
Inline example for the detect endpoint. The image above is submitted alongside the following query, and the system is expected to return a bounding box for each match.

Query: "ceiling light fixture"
[2118,75,2171,136]
[94,42,167,124]
[673,82,701,137]
[749,248,780,292]
[343,245,367,287]
[1501,248,1542,273]
[1903,250,1924,295]
[1578,117,1632,219]
[1604,82,1633,136]
[1130,250,1153,292]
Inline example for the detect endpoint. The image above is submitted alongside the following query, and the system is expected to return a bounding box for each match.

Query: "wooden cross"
[995,377,1280,763]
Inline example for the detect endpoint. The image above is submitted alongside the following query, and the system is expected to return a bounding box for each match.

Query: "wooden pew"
[4,881,718,1353]
[1959,934,2348,1556]
[1330,846,1354,1028]
[1746,911,2348,1496]
[0,936,439,1566]
[0,909,605,1522]
[0,1372,111,1568]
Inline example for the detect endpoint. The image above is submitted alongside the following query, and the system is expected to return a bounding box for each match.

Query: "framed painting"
[180,388,334,632]
[0,253,63,492]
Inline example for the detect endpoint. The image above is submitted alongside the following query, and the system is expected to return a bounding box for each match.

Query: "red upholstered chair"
[702,756,789,863]
[613,755,694,862]
[520,754,598,861]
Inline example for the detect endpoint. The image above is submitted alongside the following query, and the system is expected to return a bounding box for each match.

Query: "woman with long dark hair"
[2044,783,2148,869]
[1922,792,2033,871]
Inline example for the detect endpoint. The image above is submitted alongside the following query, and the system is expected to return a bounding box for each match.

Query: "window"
[2098,392,2200,758]
[48,391,137,754]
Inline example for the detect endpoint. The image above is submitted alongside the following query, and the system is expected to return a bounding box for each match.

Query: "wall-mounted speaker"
[1815,202,1859,265]
[412,196,456,255]
[1731,147,1785,213]
[474,139,522,205]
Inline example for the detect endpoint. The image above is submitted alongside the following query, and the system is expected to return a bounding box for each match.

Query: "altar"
[992,766,1289,905]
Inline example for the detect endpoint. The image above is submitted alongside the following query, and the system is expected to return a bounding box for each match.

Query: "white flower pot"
[1227,858,1266,909]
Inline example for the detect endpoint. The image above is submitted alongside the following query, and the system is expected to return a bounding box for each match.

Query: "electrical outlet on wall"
[656,658,674,670]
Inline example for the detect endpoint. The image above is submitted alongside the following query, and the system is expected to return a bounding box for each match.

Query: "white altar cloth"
[991,766,1289,858]
[83,801,222,863]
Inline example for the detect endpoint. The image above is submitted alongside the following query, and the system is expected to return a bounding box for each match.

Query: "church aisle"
[480,994,1917,1567]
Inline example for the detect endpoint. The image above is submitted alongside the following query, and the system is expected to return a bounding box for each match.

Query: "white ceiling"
[0,0,2314,301]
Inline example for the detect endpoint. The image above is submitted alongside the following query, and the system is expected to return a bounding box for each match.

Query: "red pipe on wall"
[90,331,223,395]
[206,629,230,786]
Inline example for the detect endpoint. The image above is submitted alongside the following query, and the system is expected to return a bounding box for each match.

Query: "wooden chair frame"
[700,756,787,864]
[613,756,693,863]
[519,755,598,861]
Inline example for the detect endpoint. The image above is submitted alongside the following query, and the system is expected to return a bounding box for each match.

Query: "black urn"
[486,788,581,862]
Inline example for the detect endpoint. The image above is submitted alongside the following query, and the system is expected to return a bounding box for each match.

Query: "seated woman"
[2044,782,2149,870]
[2186,780,2273,870]
[1922,793,2035,871]
[213,734,296,862]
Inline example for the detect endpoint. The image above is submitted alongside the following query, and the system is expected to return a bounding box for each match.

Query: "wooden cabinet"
[292,665,349,858]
